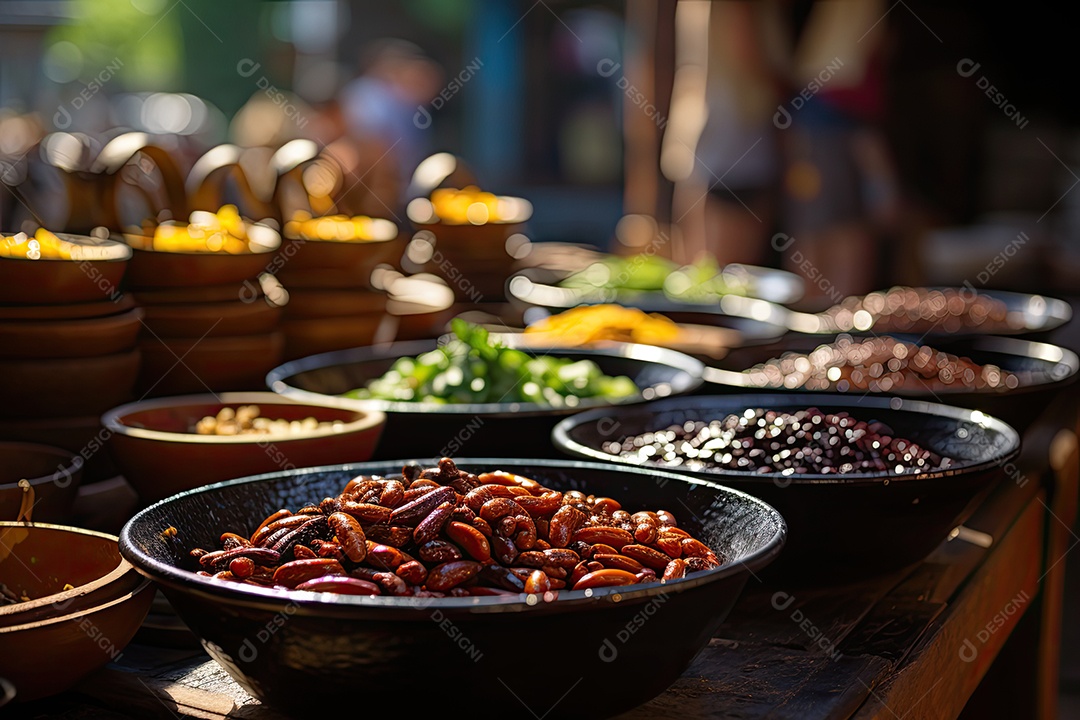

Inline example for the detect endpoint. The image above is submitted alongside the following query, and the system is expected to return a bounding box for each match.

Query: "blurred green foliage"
[48,0,182,90]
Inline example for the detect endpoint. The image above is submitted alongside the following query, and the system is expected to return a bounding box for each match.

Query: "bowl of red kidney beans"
[120,457,785,719]
[553,393,1020,580]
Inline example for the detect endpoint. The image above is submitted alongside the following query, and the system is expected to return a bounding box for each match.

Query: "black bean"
[605,408,952,476]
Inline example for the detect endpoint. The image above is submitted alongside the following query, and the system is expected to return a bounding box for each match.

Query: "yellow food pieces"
[146,205,253,254]
[430,186,501,224]
[525,305,682,346]
[0,228,74,260]
[284,212,397,242]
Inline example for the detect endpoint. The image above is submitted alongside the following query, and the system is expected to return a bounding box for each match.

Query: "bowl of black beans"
[553,394,1020,580]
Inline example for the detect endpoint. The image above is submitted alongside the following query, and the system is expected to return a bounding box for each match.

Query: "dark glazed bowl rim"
[784,288,1073,336]
[552,393,1022,486]
[119,458,786,615]
[703,335,1080,397]
[506,263,806,307]
[266,339,706,417]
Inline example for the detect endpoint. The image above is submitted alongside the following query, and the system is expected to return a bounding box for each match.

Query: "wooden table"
[12,337,1080,719]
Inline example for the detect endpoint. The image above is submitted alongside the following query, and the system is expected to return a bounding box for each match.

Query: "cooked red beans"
[186,458,722,598]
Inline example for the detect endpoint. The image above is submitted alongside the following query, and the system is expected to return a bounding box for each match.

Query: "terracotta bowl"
[381,274,456,340]
[136,332,282,395]
[0,306,143,359]
[131,283,259,305]
[0,417,116,483]
[0,588,153,702]
[273,266,375,290]
[0,233,131,305]
[102,392,385,504]
[279,229,404,272]
[0,294,136,321]
[0,522,153,702]
[0,442,83,523]
[414,219,526,262]
[407,224,520,301]
[123,224,281,289]
[140,299,282,338]
[281,314,386,361]
[391,305,459,340]
[0,522,143,627]
[282,288,386,320]
[0,349,140,420]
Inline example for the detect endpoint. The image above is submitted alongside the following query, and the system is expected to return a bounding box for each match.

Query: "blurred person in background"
[776,0,899,304]
[695,1,783,268]
[338,39,443,218]
[692,0,899,303]
[231,92,315,150]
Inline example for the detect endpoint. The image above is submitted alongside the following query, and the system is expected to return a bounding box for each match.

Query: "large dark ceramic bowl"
[553,395,1020,581]
[266,340,704,459]
[702,336,1078,434]
[120,459,786,719]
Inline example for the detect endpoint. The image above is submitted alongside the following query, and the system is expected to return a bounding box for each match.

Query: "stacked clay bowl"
[275,213,401,360]
[405,186,533,303]
[124,207,285,395]
[0,231,139,432]
[0,522,153,702]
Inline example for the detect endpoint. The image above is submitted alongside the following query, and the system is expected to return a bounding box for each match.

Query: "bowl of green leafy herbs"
[266,320,704,459]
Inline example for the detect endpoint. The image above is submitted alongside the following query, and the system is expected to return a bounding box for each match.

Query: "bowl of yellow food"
[519,304,746,359]
[407,185,532,258]
[521,304,791,357]
[278,213,402,287]
[406,186,532,300]
[123,205,281,289]
[0,229,131,305]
